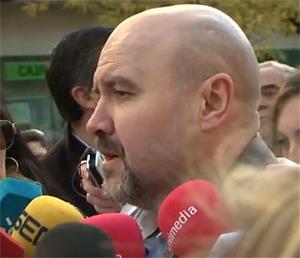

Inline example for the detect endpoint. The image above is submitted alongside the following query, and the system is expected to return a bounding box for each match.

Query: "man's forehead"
[259,67,285,87]
[94,27,176,82]
[97,33,150,67]
[259,66,284,78]
[94,44,127,84]
[93,58,144,90]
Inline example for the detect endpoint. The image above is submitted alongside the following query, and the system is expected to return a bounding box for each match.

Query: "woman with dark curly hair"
[0,99,44,181]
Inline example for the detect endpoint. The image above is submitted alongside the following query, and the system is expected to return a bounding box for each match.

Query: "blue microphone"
[0,177,43,232]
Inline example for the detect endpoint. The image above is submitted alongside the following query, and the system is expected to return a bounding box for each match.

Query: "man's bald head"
[101,5,259,108]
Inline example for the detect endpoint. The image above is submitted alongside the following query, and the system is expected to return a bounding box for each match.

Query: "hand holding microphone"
[79,149,122,214]
[83,183,122,214]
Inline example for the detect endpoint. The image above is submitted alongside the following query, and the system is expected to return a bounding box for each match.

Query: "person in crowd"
[258,61,297,149]
[41,27,121,216]
[0,102,43,181]
[209,158,299,257]
[82,5,300,257]
[272,72,300,163]
[84,4,277,213]
[80,153,166,257]
[21,129,48,161]
[0,110,14,180]
[220,160,299,257]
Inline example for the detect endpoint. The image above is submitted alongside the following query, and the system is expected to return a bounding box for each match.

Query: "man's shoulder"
[41,132,87,175]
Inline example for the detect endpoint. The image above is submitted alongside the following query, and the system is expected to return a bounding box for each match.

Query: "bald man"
[82,4,279,256]
[258,61,297,149]
[85,4,276,209]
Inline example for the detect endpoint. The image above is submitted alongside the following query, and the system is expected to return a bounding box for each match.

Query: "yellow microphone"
[11,195,85,257]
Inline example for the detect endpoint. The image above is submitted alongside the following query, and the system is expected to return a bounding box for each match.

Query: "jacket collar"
[235,134,277,170]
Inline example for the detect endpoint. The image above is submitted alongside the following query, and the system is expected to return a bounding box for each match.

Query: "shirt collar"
[71,131,91,149]
[121,204,158,239]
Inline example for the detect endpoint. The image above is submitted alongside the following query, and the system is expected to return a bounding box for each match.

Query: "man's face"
[258,67,285,144]
[86,36,195,208]
[277,95,300,164]
[27,141,47,161]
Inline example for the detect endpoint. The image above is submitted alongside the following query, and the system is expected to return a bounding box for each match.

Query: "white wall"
[1,3,102,56]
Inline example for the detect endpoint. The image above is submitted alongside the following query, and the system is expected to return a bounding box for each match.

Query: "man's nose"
[86,99,115,136]
[258,97,270,112]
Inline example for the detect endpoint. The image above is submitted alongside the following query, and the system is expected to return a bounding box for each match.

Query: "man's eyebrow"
[261,84,280,91]
[101,75,139,89]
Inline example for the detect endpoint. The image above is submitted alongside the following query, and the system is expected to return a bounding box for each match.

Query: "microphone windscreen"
[158,180,234,257]
[82,213,146,258]
[0,228,24,258]
[11,195,84,257]
[35,222,115,258]
[0,177,43,232]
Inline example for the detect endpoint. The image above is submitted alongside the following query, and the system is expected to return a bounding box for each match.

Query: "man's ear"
[199,73,234,130]
[71,86,97,110]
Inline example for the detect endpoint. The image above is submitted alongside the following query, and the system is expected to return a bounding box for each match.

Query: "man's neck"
[197,134,277,184]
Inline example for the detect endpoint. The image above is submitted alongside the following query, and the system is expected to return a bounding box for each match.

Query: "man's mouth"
[260,116,270,122]
[100,149,119,161]
[100,150,122,175]
[103,154,118,161]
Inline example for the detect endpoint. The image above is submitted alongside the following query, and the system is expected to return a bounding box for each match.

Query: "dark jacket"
[41,125,97,216]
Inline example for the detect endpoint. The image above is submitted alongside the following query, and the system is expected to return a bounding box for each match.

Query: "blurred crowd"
[0,4,299,258]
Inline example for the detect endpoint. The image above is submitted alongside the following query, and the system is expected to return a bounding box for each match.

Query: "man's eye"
[262,91,277,99]
[113,90,131,98]
[115,90,127,96]
[277,138,290,151]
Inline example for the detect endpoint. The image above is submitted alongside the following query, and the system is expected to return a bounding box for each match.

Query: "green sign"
[4,61,48,81]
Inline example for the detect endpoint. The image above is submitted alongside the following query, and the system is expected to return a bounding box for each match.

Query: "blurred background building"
[1,1,100,142]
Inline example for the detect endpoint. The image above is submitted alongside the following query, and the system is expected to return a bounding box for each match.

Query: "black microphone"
[35,222,116,258]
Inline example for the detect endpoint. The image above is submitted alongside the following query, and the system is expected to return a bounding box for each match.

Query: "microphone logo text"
[167,206,198,245]
[13,210,48,245]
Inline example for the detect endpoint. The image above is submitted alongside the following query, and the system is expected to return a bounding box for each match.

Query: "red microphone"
[158,180,234,257]
[82,213,146,258]
[0,228,24,258]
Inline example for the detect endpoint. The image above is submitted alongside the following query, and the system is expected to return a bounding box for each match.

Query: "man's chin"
[101,179,132,204]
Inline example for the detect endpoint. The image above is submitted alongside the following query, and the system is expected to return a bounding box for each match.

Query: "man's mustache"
[96,133,125,158]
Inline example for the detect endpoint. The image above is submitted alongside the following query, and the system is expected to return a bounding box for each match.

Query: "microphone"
[82,213,146,258]
[35,222,116,258]
[11,195,85,257]
[0,177,43,232]
[0,228,24,258]
[158,180,234,257]
[208,231,243,257]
